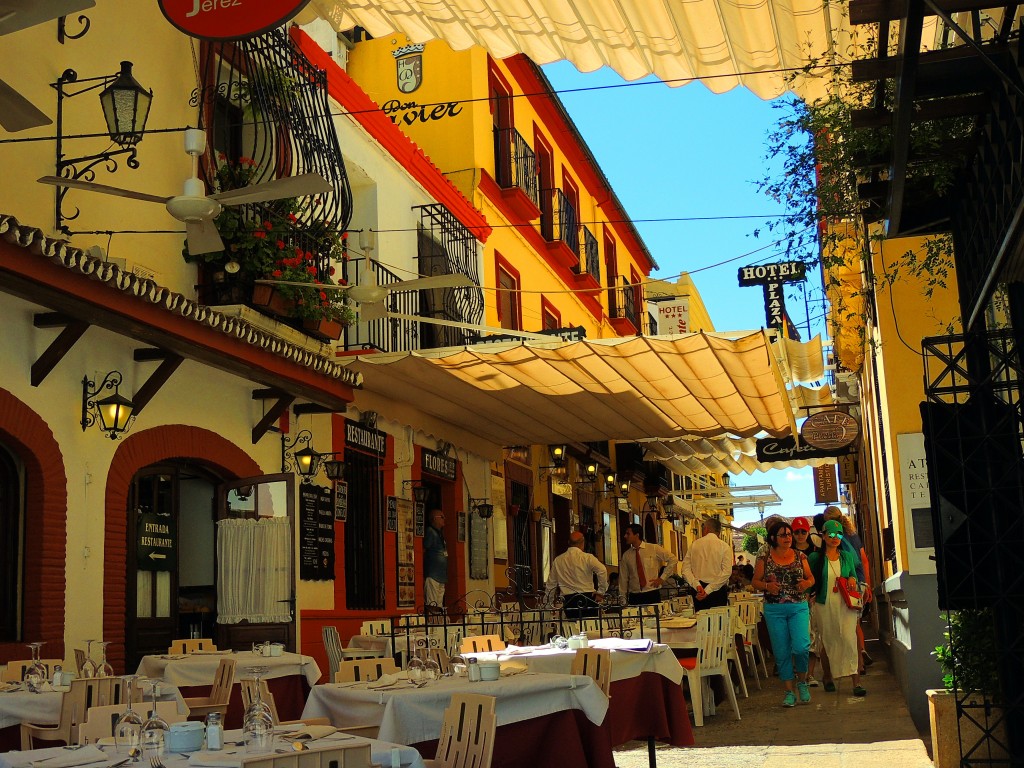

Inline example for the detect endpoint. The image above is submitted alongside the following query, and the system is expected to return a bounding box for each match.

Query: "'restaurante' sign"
[159,0,312,41]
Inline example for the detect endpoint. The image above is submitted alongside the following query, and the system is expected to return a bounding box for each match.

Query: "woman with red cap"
[791,516,820,686]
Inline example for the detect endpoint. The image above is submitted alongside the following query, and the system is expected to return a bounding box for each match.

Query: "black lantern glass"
[548,444,567,467]
[99,61,152,147]
[293,446,321,478]
[323,457,346,481]
[412,486,431,505]
[81,370,134,439]
[95,390,134,434]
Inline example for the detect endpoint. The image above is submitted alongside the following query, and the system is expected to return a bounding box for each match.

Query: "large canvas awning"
[642,435,838,476]
[302,0,852,100]
[341,331,796,455]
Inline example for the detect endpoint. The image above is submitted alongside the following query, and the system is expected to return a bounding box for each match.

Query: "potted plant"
[264,245,355,341]
[928,609,1006,768]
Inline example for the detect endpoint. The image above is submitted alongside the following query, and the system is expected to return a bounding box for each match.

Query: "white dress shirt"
[680,532,733,592]
[547,546,609,595]
[619,541,678,594]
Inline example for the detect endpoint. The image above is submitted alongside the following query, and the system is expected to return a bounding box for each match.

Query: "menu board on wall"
[334,481,348,521]
[469,511,489,580]
[386,496,398,532]
[396,498,416,608]
[414,502,425,537]
[300,484,334,581]
[457,512,466,542]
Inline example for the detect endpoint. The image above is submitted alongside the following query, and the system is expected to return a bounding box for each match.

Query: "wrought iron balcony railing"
[494,127,540,209]
[610,276,640,330]
[340,259,420,353]
[542,188,579,249]
[575,224,600,282]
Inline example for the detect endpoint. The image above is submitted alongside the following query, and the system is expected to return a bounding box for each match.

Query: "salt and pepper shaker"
[51,665,62,687]
[205,712,223,750]
[467,657,481,682]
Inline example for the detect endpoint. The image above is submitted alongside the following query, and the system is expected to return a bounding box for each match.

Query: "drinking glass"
[80,639,98,679]
[423,657,441,681]
[115,675,143,755]
[407,651,424,683]
[140,678,169,756]
[97,641,114,678]
[242,666,273,753]
[24,642,46,691]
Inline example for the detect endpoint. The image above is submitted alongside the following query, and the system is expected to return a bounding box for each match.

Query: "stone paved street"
[613,639,934,768]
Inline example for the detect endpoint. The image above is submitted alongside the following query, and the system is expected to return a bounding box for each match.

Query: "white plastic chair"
[678,608,742,727]
[734,598,769,679]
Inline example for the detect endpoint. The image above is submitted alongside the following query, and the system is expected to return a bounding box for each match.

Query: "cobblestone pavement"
[612,640,934,768]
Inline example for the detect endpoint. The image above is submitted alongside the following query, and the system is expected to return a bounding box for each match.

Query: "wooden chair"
[79,701,187,744]
[361,619,391,637]
[459,635,505,654]
[1,659,64,682]
[21,676,123,748]
[168,638,217,654]
[571,648,611,696]
[426,647,451,675]
[334,657,398,683]
[182,658,235,718]
[423,694,496,768]
[239,679,329,727]
[678,609,741,727]
[323,626,345,682]
[74,648,87,676]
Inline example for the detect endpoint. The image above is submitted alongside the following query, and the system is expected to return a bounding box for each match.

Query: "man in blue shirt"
[424,509,448,608]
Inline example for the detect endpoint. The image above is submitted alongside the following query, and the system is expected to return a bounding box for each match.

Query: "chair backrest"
[427,647,451,675]
[79,701,185,743]
[361,620,392,637]
[334,657,399,682]
[434,693,496,768]
[571,648,611,696]
[1,659,65,682]
[734,599,759,630]
[208,658,236,705]
[168,638,217,654]
[239,679,281,725]
[74,648,87,675]
[51,677,121,745]
[322,626,344,682]
[459,635,506,654]
[695,609,729,673]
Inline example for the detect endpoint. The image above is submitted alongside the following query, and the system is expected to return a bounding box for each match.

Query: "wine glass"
[115,675,143,755]
[24,642,46,691]
[423,656,441,681]
[242,666,273,753]
[80,639,97,679]
[140,678,169,757]
[96,641,114,677]
[407,650,425,683]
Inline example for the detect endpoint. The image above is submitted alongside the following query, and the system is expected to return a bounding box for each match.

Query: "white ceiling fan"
[38,128,332,255]
[0,0,96,131]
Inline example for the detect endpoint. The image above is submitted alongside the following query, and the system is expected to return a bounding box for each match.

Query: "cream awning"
[303,0,852,100]
[341,331,796,451]
[642,435,838,476]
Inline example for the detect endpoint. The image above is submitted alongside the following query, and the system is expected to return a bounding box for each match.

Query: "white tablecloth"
[467,639,684,685]
[0,690,63,729]
[301,672,608,746]
[0,730,424,768]
[136,652,321,687]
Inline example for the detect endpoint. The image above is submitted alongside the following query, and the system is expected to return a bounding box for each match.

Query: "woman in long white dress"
[807,519,866,696]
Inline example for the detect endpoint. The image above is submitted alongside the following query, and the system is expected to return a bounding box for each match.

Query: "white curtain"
[217,517,293,624]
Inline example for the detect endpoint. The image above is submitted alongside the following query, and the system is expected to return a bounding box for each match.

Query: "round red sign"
[158,0,312,41]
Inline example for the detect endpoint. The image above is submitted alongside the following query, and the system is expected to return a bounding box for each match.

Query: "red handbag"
[835,576,863,610]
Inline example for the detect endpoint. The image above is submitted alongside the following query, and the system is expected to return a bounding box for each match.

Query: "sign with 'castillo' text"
[158,0,311,41]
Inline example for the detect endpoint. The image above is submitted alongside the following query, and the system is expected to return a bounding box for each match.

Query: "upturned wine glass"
[80,639,98,679]
[24,642,46,691]
[115,675,143,754]
[97,641,114,677]
[140,678,169,756]
[242,666,273,752]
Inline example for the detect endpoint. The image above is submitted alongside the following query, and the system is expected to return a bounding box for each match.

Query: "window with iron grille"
[344,449,385,610]
[415,204,483,347]
[191,29,353,305]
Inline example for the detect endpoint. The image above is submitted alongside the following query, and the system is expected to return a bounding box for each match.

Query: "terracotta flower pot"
[251,284,294,318]
[302,316,344,341]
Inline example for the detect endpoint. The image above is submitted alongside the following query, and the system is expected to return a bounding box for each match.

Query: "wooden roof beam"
[30,313,89,387]
[887,0,927,235]
[851,93,991,127]
[252,390,295,444]
[851,0,1006,25]
[130,349,184,417]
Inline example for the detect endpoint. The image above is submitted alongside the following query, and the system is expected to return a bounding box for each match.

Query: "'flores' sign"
[159,0,311,41]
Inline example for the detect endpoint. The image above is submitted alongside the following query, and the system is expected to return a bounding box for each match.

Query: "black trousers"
[562,592,599,619]
[627,590,661,606]
[694,582,729,610]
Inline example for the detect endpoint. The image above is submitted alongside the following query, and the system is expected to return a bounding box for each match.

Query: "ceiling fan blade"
[392,274,476,292]
[0,0,95,35]
[358,301,388,323]
[37,175,171,204]
[0,77,51,131]
[383,311,558,342]
[212,173,332,206]
[185,220,225,256]
[255,279,352,292]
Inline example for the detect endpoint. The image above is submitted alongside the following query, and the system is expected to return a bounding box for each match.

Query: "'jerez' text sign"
[159,0,311,41]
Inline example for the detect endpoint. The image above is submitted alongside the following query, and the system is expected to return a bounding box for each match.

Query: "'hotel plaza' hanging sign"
[158,0,312,41]
[737,261,806,329]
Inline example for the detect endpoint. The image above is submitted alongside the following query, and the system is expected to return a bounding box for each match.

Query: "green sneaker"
[853,686,867,697]
[823,680,837,692]
[783,691,797,707]
[797,681,811,703]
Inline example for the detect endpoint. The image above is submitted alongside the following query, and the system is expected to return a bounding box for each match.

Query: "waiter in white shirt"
[547,531,608,618]
[681,517,733,610]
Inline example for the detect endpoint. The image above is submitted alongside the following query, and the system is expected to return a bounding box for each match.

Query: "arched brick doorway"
[104,425,261,672]
[0,388,67,664]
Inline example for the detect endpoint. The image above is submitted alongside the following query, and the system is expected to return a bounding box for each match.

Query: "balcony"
[609,277,641,335]
[542,188,581,269]
[494,127,541,220]
[571,224,601,287]
[340,259,420,354]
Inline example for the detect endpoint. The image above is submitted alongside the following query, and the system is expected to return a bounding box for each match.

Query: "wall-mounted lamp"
[53,62,153,234]
[402,480,431,505]
[662,494,679,523]
[547,444,567,467]
[602,471,617,492]
[469,498,494,519]
[582,460,599,482]
[616,475,631,496]
[282,430,321,482]
[322,455,346,482]
[81,371,134,439]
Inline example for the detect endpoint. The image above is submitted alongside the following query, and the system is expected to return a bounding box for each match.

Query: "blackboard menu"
[386,496,398,532]
[414,502,425,537]
[334,481,348,521]
[300,484,335,581]
[457,512,466,542]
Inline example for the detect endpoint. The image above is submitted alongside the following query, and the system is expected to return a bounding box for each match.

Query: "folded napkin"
[0,681,21,692]
[499,662,528,676]
[661,617,697,628]
[499,646,535,656]
[366,673,400,689]
[188,751,244,768]
[190,649,231,655]
[160,655,187,660]
[29,746,108,768]
[281,725,337,740]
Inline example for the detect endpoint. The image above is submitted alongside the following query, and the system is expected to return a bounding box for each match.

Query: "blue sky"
[541,62,824,526]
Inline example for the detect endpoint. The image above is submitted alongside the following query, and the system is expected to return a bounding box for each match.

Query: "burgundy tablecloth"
[413,708,615,768]
[0,726,19,752]
[607,671,693,747]
[182,675,310,729]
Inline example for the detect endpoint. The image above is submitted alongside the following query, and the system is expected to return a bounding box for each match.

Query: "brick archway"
[104,425,262,672]
[0,389,67,664]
